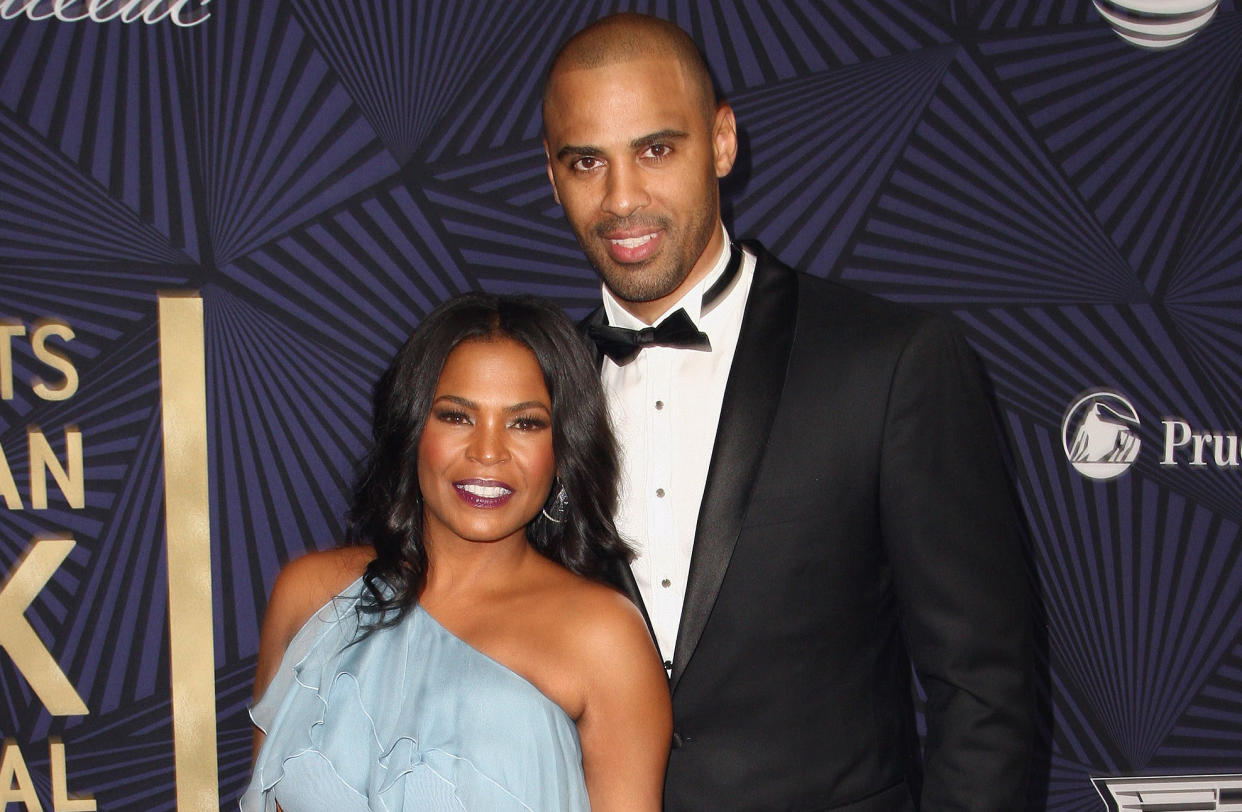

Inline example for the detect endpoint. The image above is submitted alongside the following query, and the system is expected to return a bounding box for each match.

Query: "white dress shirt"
[601,229,756,666]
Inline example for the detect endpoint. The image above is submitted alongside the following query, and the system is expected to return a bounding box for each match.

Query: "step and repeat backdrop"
[1,1,1240,809]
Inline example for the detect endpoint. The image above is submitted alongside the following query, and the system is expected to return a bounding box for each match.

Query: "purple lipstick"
[454,478,514,509]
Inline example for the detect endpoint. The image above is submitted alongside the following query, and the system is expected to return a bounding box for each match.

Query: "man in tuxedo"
[542,13,1034,810]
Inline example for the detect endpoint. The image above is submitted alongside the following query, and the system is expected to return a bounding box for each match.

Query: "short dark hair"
[543,12,718,126]
[348,292,630,626]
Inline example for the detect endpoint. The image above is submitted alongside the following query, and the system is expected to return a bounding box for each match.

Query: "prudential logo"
[1062,390,1142,480]
[1063,390,1242,480]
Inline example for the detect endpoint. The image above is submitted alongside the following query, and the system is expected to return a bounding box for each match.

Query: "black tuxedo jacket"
[590,243,1034,810]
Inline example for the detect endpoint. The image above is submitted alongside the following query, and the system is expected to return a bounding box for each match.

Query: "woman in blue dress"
[242,293,671,811]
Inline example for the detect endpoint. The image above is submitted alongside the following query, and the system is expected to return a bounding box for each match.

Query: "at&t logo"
[1093,0,1219,50]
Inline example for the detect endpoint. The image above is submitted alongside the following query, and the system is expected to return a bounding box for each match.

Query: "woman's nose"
[466,421,508,464]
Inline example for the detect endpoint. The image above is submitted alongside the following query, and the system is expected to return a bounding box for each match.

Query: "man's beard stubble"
[580,202,716,307]
[585,215,679,304]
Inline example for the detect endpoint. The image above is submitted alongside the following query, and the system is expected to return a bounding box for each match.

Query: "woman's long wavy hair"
[348,292,630,627]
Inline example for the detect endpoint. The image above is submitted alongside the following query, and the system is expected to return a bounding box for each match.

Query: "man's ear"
[712,103,738,179]
[543,140,561,205]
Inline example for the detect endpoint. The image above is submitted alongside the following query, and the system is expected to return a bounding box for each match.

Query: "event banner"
[1,1,1240,809]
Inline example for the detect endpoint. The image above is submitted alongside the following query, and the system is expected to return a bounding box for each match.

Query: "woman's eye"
[436,410,470,424]
[511,416,549,431]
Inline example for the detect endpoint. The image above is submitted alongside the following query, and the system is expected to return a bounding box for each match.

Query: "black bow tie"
[587,308,710,364]
[588,242,742,365]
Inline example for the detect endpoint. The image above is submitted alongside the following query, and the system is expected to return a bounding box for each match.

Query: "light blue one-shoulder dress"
[240,578,589,811]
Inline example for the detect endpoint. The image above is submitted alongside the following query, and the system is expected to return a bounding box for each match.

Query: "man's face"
[543,56,736,322]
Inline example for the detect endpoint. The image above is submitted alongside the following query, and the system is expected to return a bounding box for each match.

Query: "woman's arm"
[574,591,673,811]
[251,547,372,757]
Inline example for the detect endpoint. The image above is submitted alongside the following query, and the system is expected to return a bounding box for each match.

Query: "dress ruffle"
[240,579,588,812]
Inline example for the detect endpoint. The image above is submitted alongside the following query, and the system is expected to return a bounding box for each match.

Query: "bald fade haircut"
[542,13,719,126]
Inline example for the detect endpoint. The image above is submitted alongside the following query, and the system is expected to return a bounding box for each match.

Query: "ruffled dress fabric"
[240,578,589,811]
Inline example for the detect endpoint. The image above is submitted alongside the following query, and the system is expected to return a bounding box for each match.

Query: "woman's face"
[417,338,556,550]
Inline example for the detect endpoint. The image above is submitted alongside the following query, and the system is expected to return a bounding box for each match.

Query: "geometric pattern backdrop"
[1,1,1239,809]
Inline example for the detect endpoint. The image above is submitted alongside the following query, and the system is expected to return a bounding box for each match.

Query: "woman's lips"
[453,479,514,509]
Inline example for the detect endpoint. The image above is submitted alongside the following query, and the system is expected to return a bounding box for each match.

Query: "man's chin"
[585,248,687,304]
[601,278,684,307]
[590,246,653,272]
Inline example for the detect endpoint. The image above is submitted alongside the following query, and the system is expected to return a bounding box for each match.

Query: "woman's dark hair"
[347,292,630,626]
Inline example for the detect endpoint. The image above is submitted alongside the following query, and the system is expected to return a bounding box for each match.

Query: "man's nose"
[602,162,650,218]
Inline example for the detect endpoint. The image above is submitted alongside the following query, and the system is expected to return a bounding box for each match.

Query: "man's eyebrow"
[555,129,690,162]
[631,129,689,149]
[556,143,602,162]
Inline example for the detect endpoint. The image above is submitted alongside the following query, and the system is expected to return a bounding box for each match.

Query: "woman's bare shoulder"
[538,568,656,671]
[254,546,373,696]
[274,545,372,594]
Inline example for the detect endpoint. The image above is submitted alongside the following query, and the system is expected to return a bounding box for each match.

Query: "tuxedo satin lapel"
[670,243,797,692]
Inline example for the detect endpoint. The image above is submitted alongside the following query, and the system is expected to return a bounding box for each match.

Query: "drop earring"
[541,481,568,524]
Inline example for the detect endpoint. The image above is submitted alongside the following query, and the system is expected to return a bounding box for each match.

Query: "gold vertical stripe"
[157,294,219,811]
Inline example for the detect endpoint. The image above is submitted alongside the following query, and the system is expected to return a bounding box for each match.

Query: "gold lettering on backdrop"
[0,740,95,812]
[28,427,84,509]
[0,320,79,402]
[0,321,25,400]
[0,441,19,508]
[31,322,78,402]
[49,739,96,811]
[0,539,88,716]
[157,294,218,811]
[0,428,85,510]
[0,740,42,812]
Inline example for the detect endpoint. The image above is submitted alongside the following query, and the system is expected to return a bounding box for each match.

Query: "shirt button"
[656,488,665,498]
[661,578,671,588]
[655,400,664,410]
[663,660,673,671]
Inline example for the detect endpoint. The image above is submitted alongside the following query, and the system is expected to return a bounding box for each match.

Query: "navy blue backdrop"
[1,1,1240,809]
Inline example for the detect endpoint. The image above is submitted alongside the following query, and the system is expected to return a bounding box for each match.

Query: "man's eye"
[571,156,601,171]
[645,144,671,159]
